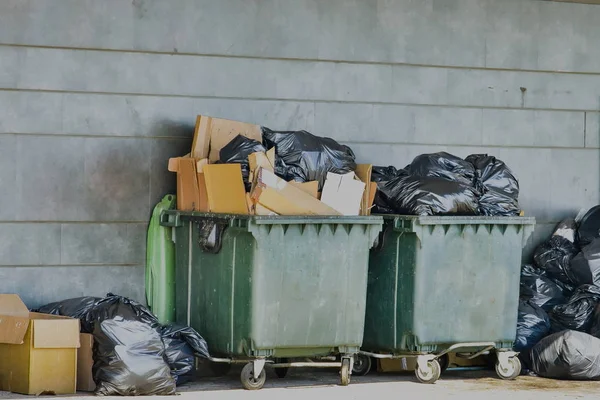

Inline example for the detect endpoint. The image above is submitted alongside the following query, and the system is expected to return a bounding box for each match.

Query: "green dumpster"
[161,211,383,389]
[356,215,535,383]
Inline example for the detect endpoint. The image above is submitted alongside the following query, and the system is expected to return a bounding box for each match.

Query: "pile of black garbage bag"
[220,128,356,190]
[516,206,600,380]
[33,293,209,396]
[373,152,520,216]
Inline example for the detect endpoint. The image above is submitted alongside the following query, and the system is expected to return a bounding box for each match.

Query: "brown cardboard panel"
[77,334,95,392]
[320,172,365,216]
[355,164,373,216]
[252,169,341,216]
[32,319,80,349]
[288,181,319,198]
[206,117,263,162]
[191,115,210,159]
[367,182,377,215]
[196,172,209,213]
[203,164,249,214]
[169,158,201,211]
[29,345,77,395]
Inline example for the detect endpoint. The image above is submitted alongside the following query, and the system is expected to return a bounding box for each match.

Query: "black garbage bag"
[552,218,577,244]
[519,265,570,311]
[577,205,600,247]
[89,295,175,395]
[529,330,600,380]
[570,238,600,287]
[550,285,600,333]
[464,154,520,216]
[219,135,266,191]
[93,318,176,396]
[406,152,475,185]
[533,236,579,286]
[371,166,400,182]
[589,305,600,338]
[515,299,551,352]
[159,324,209,385]
[32,296,101,333]
[375,173,479,216]
[261,128,356,189]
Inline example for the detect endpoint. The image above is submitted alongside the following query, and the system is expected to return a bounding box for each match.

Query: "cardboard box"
[203,164,249,214]
[251,169,341,216]
[77,333,95,392]
[191,115,263,162]
[320,172,366,216]
[0,294,80,395]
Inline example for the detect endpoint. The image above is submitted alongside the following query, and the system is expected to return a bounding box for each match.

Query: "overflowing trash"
[373,152,520,216]
[517,209,600,381]
[34,293,209,396]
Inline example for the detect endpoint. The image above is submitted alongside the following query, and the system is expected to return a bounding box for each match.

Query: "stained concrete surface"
[2,367,600,399]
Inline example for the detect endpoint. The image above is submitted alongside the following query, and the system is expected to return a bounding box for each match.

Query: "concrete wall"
[0,0,599,307]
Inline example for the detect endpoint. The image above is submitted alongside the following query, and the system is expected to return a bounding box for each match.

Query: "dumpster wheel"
[241,362,266,390]
[496,356,521,380]
[352,353,372,376]
[340,358,351,386]
[415,359,441,384]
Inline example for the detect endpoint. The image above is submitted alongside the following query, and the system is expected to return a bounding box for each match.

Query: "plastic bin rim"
[375,214,536,225]
[163,210,384,225]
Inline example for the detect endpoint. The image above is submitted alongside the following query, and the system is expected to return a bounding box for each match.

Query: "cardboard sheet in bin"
[0,294,80,395]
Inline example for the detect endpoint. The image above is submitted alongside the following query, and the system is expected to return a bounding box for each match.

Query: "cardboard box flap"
[355,164,373,216]
[203,164,249,214]
[0,294,31,344]
[191,115,211,159]
[31,317,80,349]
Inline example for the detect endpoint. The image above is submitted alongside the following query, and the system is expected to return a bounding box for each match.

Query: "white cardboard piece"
[320,172,366,216]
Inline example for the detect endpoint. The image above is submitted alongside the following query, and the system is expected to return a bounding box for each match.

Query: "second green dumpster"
[356,215,535,383]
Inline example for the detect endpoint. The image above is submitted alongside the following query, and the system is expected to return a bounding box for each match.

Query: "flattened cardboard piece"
[194,116,263,162]
[176,158,201,211]
[249,150,275,184]
[288,181,319,198]
[196,159,210,212]
[203,164,249,214]
[355,164,373,216]
[251,169,340,216]
[320,172,366,216]
[191,115,210,159]
[77,333,95,392]
[255,203,278,216]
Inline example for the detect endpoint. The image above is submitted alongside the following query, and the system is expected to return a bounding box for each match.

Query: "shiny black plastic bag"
[372,166,400,182]
[160,324,209,385]
[219,135,266,191]
[515,299,551,352]
[570,238,600,287]
[93,318,176,396]
[464,154,520,216]
[376,173,479,216]
[550,285,600,333]
[533,236,579,286]
[519,265,569,311]
[529,330,600,380]
[32,296,101,333]
[262,128,356,189]
[406,152,475,185]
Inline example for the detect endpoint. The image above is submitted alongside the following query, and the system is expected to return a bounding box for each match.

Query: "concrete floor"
[2,367,600,399]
